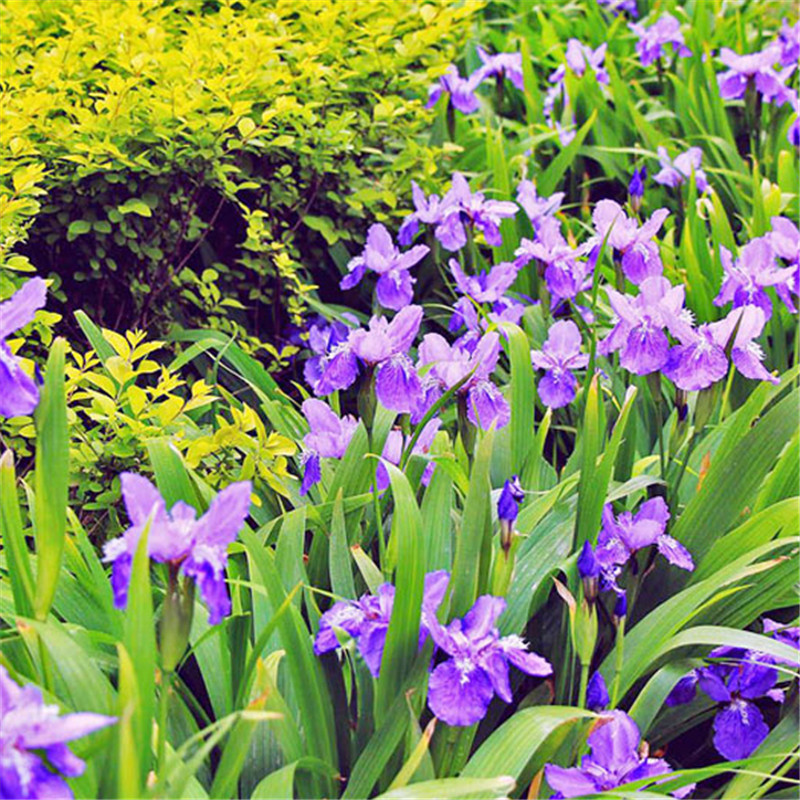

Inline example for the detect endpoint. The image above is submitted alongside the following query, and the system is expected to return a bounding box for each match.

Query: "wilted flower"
[0,666,117,800]
[427,595,552,726]
[417,331,510,430]
[653,147,709,193]
[596,497,694,581]
[531,320,589,408]
[714,238,795,319]
[474,46,524,90]
[665,645,793,760]
[516,180,564,229]
[630,14,691,67]
[300,399,359,495]
[426,65,481,114]
[592,199,670,284]
[314,571,450,677]
[340,223,429,310]
[0,277,47,418]
[717,45,794,105]
[545,711,693,798]
[103,474,252,624]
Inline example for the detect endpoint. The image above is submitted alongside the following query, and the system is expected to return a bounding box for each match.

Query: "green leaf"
[537,110,598,196]
[376,776,515,799]
[329,489,356,599]
[117,198,153,217]
[66,219,92,240]
[0,450,35,617]
[33,338,69,620]
[115,644,143,799]
[500,322,536,473]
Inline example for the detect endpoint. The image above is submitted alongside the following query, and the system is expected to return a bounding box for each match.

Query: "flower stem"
[158,669,173,776]
[610,617,626,708]
[577,661,590,708]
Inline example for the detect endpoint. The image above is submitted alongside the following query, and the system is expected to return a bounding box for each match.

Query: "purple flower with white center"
[299,399,359,495]
[375,418,440,491]
[630,14,691,67]
[303,317,353,393]
[530,320,589,409]
[664,645,794,761]
[596,497,694,582]
[436,173,519,251]
[102,474,252,625]
[586,671,610,711]
[516,180,565,230]
[597,0,638,17]
[314,570,450,677]
[474,46,524,90]
[340,223,429,310]
[600,276,689,376]
[653,147,709,193]
[426,595,552,726]
[0,666,117,800]
[426,65,481,114]
[565,39,610,85]
[714,238,795,319]
[545,711,692,798]
[778,19,800,67]
[398,182,448,246]
[417,331,510,430]
[592,199,669,284]
[767,216,800,305]
[717,45,795,106]
[346,305,424,414]
[515,218,594,309]
[0,277,47,418]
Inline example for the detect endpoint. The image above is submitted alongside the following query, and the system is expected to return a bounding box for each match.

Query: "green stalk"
[157,669,173,776]
[610,617,626,708]
[577,661,590,709]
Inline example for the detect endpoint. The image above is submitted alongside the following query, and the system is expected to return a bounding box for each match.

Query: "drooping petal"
[656,534,695,571]
[466,381,510,430]
[314,600,367,655]
[375,356,422,413]
[376,269,415,311]
[427,660,495,727]
[587,711,642,774]
[0,277,47,339]
[544,765,599,799]
[538,369,578,409]
[194,480,252,548]
[386,305,424,353]
[0,346,40,417]
[712,700,770,760]
[665,672,699,706]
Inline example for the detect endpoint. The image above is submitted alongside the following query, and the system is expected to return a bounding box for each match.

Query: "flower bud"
[498,475,524,552]
[160,570,195,673]
[613,590,627,626]
[586,671,609,711]
[628,167,646,214]
[577,541,600,603]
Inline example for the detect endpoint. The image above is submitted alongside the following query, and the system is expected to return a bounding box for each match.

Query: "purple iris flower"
[564,39,610,85]
[102,474,252,624]
[303,318,353,393]
[767,216,800,306]
[600,276,689,376]
[653,147,709,193]
[763,617,800,664]
[596,497,694,584]
[474,46,524,90]
[0,277,47,418]
[426,595,552,726]
[417,331,510,430]
[628,167,646,212]
[714,238,796,319]
[717,45,795,106]
[592,199,670,284]
[497,475,524,526]
[778,19,800,67]
[398,182,448,246]
[376,418,440,491]
[586,671,610,711]
[790,114,800,147]
[436,173,519,251]
[0,666,117,800]
[545,711,692,798]
[314,570,450,677]
[516,180,565,230]
[515,218,594,309]
[340,223,429,310]
[300,399,359,495]
[426,65,481,114]
[597,0,638,17]
[449,258,520,332]
[665,305,778,390]
[348,305,424,414]
[630,14,691,67]
[530,320,589,409]
[665,646,791,760]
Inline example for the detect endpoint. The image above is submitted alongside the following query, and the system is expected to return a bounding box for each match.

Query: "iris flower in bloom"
[717,45,795,105]
[299,399,359,495]
[653,147,709,193]
[474,46,524,90]
[340,223,429,310]
[597,0,638,17]
[714,238,796,319]
[448,259,520,333]
[778,19,800,67]
[314,571,450,677]
[398,182,449,246]
[592,199,670,284]
[417,331,510,430]
[426,595,552,726]
[0,666,117,800]
[665,645,797,760]
[103,474,252,624]
[376,418,440,491]
[302,317,353,393]
[530,320,590,408]
[516,180,565,230]
[630,14,691,67]
[768,216,800,303]
[426,65,481,114]
[0,277,47,418]
[596,497,694,581]
[600,277,689,376]
[545,711,692,798]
